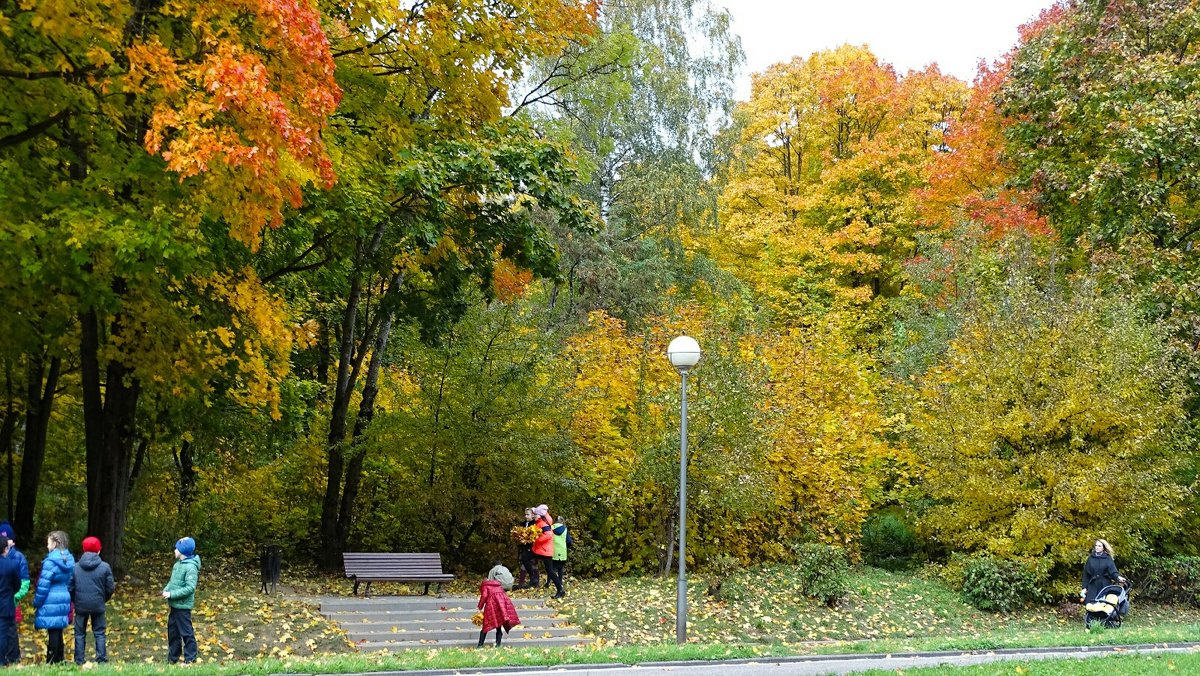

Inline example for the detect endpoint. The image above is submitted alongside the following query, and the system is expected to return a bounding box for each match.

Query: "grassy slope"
[558,565,1200,647]
[8,562,1196,672]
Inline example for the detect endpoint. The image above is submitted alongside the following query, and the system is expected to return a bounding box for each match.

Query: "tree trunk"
[81,307,141,576]
[336,297,398,545]
[318,272,361,569]
[173,440,195,514]
[317,214,400,568]
[0,364,17,520]
[662,514,675,578]
[14,353,60,547]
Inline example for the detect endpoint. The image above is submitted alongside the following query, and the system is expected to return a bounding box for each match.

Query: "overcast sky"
[718,0,1059,100]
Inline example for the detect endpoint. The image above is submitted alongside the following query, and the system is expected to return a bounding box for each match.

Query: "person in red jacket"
[532,505,563,598]
[477,576,520,647]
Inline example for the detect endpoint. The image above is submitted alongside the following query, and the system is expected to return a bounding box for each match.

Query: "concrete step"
[321,596,537,612]
[355,635,591,652]
[324,607,560,623]
[337,617,571,631]
[346,626,583,641]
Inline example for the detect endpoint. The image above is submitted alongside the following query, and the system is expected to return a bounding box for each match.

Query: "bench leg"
[352,578,360,596]
[365,581,373,597]
[423,582,431,595]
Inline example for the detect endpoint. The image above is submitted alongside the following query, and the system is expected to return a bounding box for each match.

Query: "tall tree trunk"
[14,353,60,547]
[172,440,195,514]
[81,307,141,576]
[0,364,17,520]
[318,273,361,569]
[316,219,395,568]
[336,299,398,543]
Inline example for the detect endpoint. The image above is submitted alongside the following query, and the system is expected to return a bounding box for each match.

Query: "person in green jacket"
[550,516,573,600]
[160,537,200,664]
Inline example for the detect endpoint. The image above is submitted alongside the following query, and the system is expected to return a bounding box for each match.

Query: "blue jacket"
[0,553,21,620]
[5,547,29,602]
[33,550,75,629]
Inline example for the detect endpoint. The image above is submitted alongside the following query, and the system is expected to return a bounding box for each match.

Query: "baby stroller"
[1083,581,1129,629]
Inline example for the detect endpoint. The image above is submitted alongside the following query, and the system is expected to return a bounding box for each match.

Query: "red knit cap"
[81,536,102,553]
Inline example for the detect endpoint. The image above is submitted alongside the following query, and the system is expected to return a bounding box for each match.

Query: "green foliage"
[352,297,577,569]
[958,555,1048,613]
[1001,0,1200,251]
[1125,556,1200,607]
[790,543,850,606]
[861,512,921,571]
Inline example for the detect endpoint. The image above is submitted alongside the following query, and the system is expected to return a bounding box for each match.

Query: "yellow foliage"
[704,46,967,328]
[913,281,1188,565]
[750,326,907,551]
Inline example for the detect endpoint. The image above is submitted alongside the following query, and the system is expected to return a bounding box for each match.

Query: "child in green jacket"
[160,537,201,664]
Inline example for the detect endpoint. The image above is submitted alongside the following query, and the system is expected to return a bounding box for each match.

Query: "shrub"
[959,555,1048,612]
[861,513,921,570]
[704,554,741,600]
[791,543,849,606]
[1126,556,1200,607]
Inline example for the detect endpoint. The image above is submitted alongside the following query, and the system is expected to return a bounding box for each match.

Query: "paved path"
[281,642,1200,676]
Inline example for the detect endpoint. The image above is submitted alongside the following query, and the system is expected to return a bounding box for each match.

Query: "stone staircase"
[319,595,590,651]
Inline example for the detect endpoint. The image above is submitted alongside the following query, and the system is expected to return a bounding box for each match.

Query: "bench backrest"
[343,552,446,576]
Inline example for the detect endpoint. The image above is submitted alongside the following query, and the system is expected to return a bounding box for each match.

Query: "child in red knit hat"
[69,536,114,664]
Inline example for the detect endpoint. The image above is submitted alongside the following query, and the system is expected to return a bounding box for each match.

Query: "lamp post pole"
[666,335,700,646]
[676,368,689,645]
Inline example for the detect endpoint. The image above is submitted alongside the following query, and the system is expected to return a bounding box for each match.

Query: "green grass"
[858,651,1200,675]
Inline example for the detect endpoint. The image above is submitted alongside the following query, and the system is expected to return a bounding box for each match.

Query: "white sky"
[719,0,1059,100]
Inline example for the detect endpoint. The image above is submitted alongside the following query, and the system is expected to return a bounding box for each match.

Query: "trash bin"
[260,544,282,594]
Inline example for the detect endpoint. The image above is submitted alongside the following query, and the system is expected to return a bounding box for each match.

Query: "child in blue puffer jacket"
[33,530,74,664]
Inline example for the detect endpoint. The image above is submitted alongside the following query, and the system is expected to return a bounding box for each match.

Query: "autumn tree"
[913,271,1189,568]
[353,297,575,567]
[711,46,967,328]
[1000,0,1199,250]
[514,0,743,327]
[254,0,601,566]
[997,0,1200,355]
[0,0,340,568]
[563,308,772,573]
[751,325,908,553]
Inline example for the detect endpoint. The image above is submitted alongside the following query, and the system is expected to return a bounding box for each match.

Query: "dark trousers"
[553,559,566,587]
[167,608,197,664]
[538,555,563,595]
[74,610,107,664]
[46,628,64,664]
[0,617,15,666]
[517,548,538,587]
[477,628,504,646]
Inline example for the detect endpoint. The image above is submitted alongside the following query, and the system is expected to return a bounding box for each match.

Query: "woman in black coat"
[1080,538,1125,602]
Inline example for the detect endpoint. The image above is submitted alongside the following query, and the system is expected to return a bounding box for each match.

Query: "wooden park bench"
[343,552,455,596]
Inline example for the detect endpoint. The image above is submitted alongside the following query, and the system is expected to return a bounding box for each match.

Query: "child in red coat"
[477,573,520,647]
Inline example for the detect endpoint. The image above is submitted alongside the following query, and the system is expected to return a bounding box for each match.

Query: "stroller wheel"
[1083,614,1092,630]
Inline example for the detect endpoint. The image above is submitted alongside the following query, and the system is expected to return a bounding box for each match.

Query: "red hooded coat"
[478,579,520,634]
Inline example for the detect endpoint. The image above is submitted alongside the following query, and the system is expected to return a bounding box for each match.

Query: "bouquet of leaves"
[471,611,484,626]
[510,524,540,544]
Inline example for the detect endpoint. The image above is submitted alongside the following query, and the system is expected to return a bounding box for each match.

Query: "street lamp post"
[666,335,700,645]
